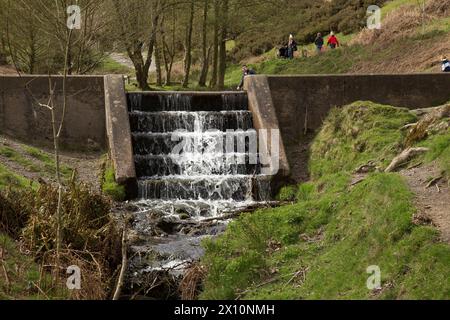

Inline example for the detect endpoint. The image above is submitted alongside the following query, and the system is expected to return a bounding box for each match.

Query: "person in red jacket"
[327,32,340,49]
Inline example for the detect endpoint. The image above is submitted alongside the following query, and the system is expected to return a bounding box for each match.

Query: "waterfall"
[124,92,272,296]
[129,92,271,219]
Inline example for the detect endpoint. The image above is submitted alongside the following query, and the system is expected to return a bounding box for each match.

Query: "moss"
[102,164,126,202]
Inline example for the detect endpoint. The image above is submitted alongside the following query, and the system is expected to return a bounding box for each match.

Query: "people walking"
[315,33,324,53]
[237,65,256,91]
[287,34,298,59]
[327,32,340,49]
[442,56,450,72]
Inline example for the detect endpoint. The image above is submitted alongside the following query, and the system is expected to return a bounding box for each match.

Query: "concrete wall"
[0,75,106,151]
[105,75,137,198]
[246,74,450,182]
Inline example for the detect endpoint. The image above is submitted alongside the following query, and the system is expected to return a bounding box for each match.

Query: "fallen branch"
[113,227,128,300]
[385,148,429,172]
[401,123,417,130]
[201,202,285,223]
[426,176,443,189]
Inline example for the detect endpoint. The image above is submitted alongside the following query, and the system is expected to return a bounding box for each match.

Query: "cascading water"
[124,92,272,297]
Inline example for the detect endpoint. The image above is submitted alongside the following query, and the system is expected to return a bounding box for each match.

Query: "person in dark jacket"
[237,65,256,90]
[315,33,324,53]
[442,56,450,72]
[287,34,298,59]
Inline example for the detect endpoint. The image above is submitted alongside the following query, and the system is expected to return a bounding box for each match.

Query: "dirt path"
[401,162,450,243]
[109,52,156,73]
[0,135,103,191]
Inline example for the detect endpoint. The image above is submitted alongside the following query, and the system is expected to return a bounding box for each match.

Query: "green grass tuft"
[102,165,126,202]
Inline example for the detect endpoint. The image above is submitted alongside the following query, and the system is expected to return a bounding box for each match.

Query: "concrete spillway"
[123,92,272,297]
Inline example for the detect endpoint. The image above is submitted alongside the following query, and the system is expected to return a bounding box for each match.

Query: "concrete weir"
[1,73,450,193]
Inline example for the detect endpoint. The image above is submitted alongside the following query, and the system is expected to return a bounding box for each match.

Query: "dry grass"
[348,0,450,74]
[352,0,450,46]
[0,179,122,300]
[179,263,207,300]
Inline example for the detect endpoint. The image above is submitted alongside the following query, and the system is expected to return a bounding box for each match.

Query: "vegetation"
[102,161,126,202]
[0,164,34,191]
[0,234,61,300]
[0,179,121,300]
[200,102,450,300]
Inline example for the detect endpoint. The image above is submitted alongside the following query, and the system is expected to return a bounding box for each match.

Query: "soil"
[400,162,450,243]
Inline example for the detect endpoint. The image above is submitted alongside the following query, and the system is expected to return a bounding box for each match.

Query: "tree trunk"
[155,36,162,87]
[198,0,210,87]
[217,0,228,90]
[209,0,220,89]
[182,0,195,88]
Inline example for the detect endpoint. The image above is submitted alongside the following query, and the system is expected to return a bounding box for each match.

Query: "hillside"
[200,101,450,300]
[225,0,450,87]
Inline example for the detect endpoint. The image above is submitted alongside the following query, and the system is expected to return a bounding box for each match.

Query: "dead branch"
[385,148,429,172]
[426,176,443,189]
[113,227,128,300]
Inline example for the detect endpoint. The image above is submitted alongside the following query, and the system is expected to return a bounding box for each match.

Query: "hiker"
[327,32,340,49]
[237,65,256,91]
[442,56,450,72]
[287,34,298,59]
[315,33,324,53]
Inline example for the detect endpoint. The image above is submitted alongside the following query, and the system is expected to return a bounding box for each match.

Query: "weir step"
[137,176,271,202]
[127,92,248,112]
[134,154,260,177]
[126,91,272,213]
[129,111,254,133]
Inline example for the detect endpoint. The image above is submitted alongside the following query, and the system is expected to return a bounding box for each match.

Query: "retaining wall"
[245,74,450,182]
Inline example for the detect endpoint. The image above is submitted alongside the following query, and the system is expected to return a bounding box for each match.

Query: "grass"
[0,146,40,172]
[22,146,73,179]
[222,44,368,88]
[381,0,416,17]
[102,162,126,202]
[310,101,417,178]
[1,179,120,300]
[417,128,450,177]
[0,233,62,300]
[200,102,450,300]
[96,56,133,75]
[0,164,35,190]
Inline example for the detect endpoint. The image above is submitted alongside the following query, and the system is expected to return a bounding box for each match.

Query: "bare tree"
[209,0,220,88]
[217,0,228,90]
[111,0,162,90]
[182,0,195,88]
[198,0,211,87]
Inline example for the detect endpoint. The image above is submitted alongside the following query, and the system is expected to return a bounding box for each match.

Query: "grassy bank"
[200,102,450,300]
